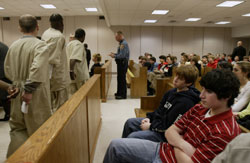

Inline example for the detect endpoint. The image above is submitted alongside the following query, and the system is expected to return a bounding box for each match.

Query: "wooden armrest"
[239,125,250,133]
[134,108,154,118]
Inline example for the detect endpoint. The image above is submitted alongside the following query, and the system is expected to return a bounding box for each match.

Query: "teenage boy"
[104,69,241,163]
[123,65,200,142]
[4,14,51,157]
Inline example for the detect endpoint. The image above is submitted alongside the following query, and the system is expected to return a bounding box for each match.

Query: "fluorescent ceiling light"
[144,20,157,23]
[216,1,244,7]
[152,10,169,15]
[242,13,250,16]
[40,4,56,9]
[0,7,4,10]
[215,21,231,24]
[85,8,98,12]
[185,18,201,21]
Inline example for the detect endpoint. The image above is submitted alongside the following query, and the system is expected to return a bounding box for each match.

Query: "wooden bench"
[6,75,102,163]
[94,60,112,102]
[239,125,250,133]
[127,60,147,98]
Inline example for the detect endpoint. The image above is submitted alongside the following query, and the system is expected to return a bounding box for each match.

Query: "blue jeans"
[122,118,166,142]
[103,138,162,163]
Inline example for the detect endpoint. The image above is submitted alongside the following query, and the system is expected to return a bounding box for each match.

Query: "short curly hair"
[200,69,240,107]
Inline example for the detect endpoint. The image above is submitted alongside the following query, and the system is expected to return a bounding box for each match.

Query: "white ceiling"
[0,0,250,27]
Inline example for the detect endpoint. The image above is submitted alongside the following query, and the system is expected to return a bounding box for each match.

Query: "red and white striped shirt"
[159,104,240,163]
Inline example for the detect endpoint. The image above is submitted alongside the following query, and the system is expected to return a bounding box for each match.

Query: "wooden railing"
[127,60,147,98]
[6,75,102,163]
[94,60,112,102]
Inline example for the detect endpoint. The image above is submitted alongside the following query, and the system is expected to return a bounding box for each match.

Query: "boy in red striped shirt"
[104,69,241,163]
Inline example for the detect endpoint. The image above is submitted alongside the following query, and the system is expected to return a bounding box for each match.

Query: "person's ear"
[18,26,23,33]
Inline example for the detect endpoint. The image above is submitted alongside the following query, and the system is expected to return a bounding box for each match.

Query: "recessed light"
[0,7,4,10]
[216,1,244,7]
[144,20,157,23]
[215,21,231,24]
[85,8,98,12]
[40,4,56,9]
[242,13,250,17]
[185,18,201,22]
[152,10,169,15]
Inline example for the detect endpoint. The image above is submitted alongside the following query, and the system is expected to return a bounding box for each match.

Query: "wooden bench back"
[6,75,101,163]
[94,60,112,102]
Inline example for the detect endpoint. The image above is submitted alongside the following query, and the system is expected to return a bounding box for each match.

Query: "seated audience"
[138,55,143,66]
[243,56,249,62]
[157,55,167,71]
[123,65,200,142]
[207,55,218,69]
[178,53,189,67]
[232,61,250,113]
[148,57,158,72]
[104,69,241,163]
[232,56,240,65]
[201,55,208,67]
[227,54,233,63]
[89,53,103,77]
[217,61,233,71]
[162,56,175,77]
[190,55,201,76]
[141,56,152,71]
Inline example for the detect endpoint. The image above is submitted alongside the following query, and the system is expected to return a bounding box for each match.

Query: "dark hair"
[75,28,86,39]
[176,65,198,85]
[19,14,37,33]
[159,55,166,61]
[150,57,156,62]
[50,13,63,23]
[84,43,88,48]
[217,61,233,71]
[49,13,63,30]
[200,69,240,107]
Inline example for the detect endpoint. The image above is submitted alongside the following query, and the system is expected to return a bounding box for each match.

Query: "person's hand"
[179,141,196,157]
[22,92,32,104]
[7,85,19,98]
[233,112,239,119]
[70,71,76,80]
[109,53,115,58]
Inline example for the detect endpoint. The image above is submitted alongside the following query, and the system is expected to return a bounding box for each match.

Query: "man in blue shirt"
[109,31,130,99]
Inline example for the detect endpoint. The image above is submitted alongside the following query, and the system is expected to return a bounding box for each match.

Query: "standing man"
[232,41,246,61]
[109,31,130,99]
[66,28,89,94]
[4,14,51,157]
[41,14,70,112]
[84,43,91,69]
[0,42,11,121]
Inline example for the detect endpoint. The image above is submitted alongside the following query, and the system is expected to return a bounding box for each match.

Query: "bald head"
[237,41,243,47]
[19,14,38,33]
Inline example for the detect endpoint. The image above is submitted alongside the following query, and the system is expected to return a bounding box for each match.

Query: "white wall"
[0,16,249,72]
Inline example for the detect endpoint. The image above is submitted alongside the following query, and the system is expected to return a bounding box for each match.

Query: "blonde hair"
[93,53,102,62]
[236,61,250,79]
[176,65,198,84]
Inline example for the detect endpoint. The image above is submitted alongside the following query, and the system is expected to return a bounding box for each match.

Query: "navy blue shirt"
[115,39,129,60]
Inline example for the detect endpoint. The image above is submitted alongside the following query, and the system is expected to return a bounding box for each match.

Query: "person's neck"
[94,61,99,64]
[23,33,36,37]
[210,106,229,116]
[177,86,189,92]
[240,78,248,88]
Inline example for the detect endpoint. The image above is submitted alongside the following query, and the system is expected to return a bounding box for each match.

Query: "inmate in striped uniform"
[160,104,240,163]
